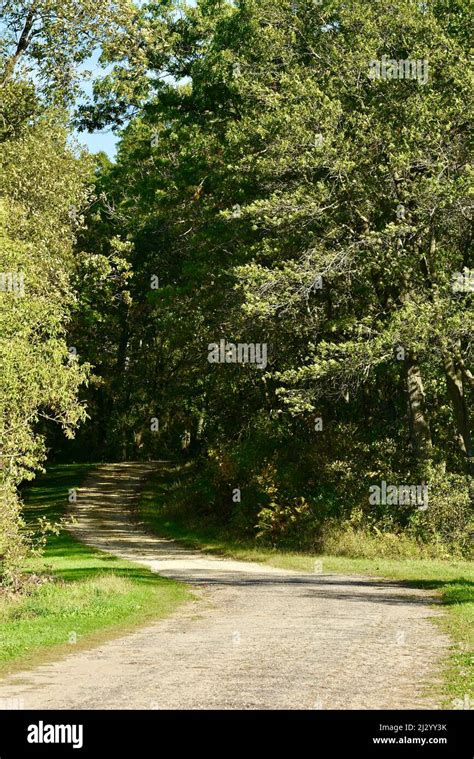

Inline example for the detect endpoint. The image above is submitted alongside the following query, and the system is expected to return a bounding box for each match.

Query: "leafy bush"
[0,485,29,588]
[413,472,473,557]
[321,524,450,561]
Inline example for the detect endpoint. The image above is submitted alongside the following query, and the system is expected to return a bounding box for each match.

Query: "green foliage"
[67,0,473,555]
[0,103,93,583]
[2,1,472,577]
[0,122,91,578]
[0,0,141,102]
[417,471,473,553]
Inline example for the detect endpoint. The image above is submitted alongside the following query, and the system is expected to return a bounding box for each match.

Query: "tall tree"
[71,0,472,547]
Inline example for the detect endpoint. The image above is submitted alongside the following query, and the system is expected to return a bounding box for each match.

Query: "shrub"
[0,484,29,587]
[412,471,473,557]
[321,523,449,560]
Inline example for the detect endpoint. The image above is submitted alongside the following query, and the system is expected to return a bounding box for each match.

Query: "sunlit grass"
[0,465,190,674]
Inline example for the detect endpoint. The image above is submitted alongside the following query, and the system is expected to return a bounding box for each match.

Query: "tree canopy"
[1,0,472,580]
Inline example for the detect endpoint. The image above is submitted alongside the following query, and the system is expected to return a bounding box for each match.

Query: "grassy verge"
[138,464,473,707]
[0,464,190,676]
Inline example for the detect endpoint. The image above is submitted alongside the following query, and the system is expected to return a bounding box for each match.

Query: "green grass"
[138,464,473,707]
[0,464,190,675]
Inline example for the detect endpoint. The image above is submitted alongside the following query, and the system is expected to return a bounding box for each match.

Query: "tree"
[0,0,141,101]
[69,0,472,550]
[0,0,140,582]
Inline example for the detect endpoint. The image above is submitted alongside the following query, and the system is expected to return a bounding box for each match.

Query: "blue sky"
[76,129,119,160]
[74,0,196,160]
[74,49,119,160]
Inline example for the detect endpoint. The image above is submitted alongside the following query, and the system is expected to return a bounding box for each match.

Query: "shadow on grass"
[22,464,95,519]
[49,566,169,584]
[404,579,474,605]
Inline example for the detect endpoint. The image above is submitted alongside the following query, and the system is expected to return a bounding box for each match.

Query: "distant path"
[0,463,450,709]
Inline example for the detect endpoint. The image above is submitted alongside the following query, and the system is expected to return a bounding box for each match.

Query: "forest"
[0,0,472,585]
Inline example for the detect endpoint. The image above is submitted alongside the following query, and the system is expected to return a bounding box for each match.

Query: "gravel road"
[0,463,450,710]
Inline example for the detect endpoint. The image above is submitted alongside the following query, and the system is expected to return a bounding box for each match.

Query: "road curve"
[0,463,450,710]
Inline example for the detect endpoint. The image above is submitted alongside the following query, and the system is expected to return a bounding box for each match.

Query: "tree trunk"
[405,353,433,469]
[1,7,37,86]
[442,346,473,477]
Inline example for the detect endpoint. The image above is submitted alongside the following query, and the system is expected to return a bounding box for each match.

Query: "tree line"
[1,0,472,582]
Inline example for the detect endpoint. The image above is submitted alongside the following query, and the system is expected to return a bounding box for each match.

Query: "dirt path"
[0,463,450,710]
